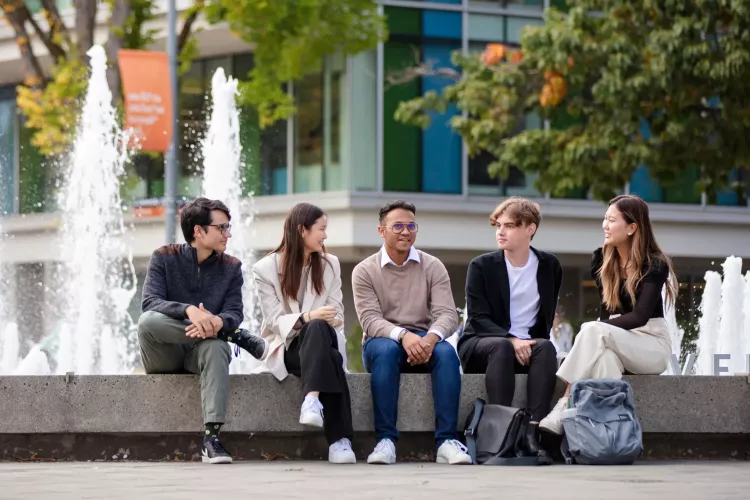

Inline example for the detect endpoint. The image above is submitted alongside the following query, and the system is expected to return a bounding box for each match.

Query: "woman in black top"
[540,195,677,435]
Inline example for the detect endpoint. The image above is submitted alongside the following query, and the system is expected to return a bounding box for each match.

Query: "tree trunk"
[73,0,97,61]
[0,1,45,88]
[105,0,131,105]
[179,0,204,53]
[24,0,67,61]
[40,0,71,52]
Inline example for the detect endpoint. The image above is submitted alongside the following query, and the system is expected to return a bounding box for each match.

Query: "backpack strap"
[560,434,575,465]
[464,398,485,465]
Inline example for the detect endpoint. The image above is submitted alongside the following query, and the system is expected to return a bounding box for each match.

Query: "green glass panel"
[549,0,570,13]
[383,42,420,192]
[385,6,421,37]
[664,164,701,204]
[239,106,261,197]
[18,122,47,213]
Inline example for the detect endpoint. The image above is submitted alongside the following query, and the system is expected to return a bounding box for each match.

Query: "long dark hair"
[271,203,329,302]
[598,195,677,311]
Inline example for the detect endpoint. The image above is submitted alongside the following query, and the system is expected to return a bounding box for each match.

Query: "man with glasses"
[138,197,266,464]
[352,200,470,466]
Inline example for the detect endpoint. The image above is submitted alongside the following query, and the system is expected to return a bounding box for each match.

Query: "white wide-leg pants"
[557,318,672,383]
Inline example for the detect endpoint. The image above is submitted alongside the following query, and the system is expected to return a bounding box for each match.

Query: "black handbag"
[464,398,540,465]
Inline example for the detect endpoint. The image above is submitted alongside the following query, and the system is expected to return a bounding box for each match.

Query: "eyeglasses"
[384,222,419,233]
[207,223,232,235]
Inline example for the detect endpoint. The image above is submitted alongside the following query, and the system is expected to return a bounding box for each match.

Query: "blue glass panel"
[630,165,663,202]
[270,168,287,195]
[422,11,461,39]
[630,119,662,201]
[421,43,461,194]
[716,169,739,205]
[0,98,15,215]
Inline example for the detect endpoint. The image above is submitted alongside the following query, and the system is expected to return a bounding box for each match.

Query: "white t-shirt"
[505,251,540,340]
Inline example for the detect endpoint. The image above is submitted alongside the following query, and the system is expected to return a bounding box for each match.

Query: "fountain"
[693,257,750,375]
[661,281,683,375]
[52,45,138,374]
[695,271,723,375]
[716,257,746,374]
[201,68,262,373]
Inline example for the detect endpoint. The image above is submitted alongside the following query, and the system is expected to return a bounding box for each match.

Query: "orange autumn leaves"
[481,43,573,109]
[540,69,567,108]
[481,43,523,65]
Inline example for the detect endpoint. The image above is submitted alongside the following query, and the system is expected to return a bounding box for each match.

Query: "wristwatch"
[397,329,407,343]
[299,312,307,325]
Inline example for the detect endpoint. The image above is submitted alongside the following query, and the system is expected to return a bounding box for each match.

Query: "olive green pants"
[138,310,231,423]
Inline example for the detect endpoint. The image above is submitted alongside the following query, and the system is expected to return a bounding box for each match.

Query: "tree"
[205,0,386,127]
[394,1,750,202]
[3,0,385,155]
[1,0,197,155]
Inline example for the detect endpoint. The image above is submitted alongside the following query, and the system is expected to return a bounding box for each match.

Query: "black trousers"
[284,318,353,445]
[460,337,557,421]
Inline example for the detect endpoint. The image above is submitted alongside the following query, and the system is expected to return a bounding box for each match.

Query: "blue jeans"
[363,331,461,447]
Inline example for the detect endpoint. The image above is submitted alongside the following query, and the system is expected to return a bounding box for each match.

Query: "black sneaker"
[219,328,267,360]
[202,436,232,464]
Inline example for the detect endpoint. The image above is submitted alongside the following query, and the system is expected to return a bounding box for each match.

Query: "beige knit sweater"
[352,249,458,343]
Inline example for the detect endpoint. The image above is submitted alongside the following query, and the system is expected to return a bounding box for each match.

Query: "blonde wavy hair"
[598,195,677,311]
[489,197,542,239]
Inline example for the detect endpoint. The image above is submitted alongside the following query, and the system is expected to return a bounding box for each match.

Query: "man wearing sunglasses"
[352,200,471,466]
[138,197,267,465]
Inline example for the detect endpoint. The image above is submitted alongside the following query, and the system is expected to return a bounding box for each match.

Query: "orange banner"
[117,50,173,152]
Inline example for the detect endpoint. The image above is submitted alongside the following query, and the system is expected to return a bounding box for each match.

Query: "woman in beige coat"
[252,203,355,464]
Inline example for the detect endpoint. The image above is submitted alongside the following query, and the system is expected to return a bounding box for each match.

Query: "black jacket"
[458,247,562,353]
[141,243,244,333]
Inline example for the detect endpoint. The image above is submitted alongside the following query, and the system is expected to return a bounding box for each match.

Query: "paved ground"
[0,460,749,499]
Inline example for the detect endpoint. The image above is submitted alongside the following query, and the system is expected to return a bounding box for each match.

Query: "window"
[714,168,749,207]
[467,15,544,197]
[0,90,16,215]
[0,88,52,215]
[383,6,463,194]
[293,53,347,193]
[629,120,702,204]
[350,50,378,191]
[18,115,50,214]
[234,54,288,196]
[128,53,292,203]
[469,1,543,10]
[25,0,72,14]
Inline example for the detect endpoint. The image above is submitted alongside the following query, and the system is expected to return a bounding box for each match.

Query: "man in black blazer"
[458,198,562,457]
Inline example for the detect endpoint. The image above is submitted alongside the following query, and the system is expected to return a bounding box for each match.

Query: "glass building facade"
[0,0,748,214]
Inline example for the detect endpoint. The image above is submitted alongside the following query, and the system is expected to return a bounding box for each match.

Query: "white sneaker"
[436,439,472,465]
[367,439,396,465]
[328,438,356,464]
[299,396,324,428]
[539,396,568,435]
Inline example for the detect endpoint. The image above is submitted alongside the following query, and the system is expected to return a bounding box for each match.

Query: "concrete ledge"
[1,374,750,435]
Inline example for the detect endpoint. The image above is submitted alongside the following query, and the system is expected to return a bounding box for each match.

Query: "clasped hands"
[303,305,338,326]
[402,331,440,366]
[185,303,223,338]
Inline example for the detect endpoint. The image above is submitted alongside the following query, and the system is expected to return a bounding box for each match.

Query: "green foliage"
[678,319,699,366]
[16,57,89,155]
[15,0,160,156]
[395,1,750,201]
[206,0,387,127]
[12,0,385,156]
[109,0,159,49]
[346,323,365,373]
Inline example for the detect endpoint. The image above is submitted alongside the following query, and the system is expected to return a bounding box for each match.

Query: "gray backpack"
[561,379,643,465]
